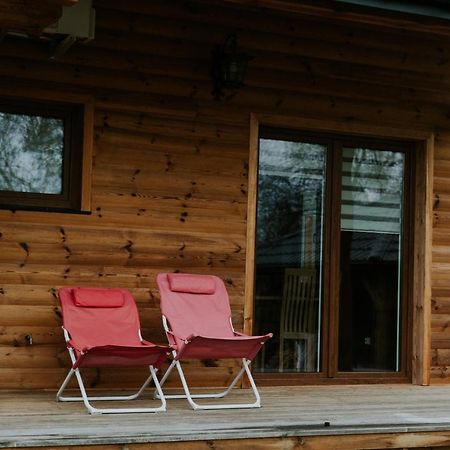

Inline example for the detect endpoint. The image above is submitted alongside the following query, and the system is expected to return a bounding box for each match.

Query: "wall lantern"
[211,34,252,101]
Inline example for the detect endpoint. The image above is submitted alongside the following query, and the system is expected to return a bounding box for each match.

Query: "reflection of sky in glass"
[0,112,64,194]
[259,139,325,176]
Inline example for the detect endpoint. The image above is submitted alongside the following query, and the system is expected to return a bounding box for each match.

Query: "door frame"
[245,113,433,386]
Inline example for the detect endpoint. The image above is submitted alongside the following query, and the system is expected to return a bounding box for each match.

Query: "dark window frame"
[253,126,414,383]
[0,98,84,213]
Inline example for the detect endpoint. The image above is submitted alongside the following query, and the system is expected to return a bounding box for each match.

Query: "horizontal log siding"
[0,0,448,388]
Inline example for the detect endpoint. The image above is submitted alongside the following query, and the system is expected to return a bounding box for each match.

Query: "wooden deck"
[3,385,450,449]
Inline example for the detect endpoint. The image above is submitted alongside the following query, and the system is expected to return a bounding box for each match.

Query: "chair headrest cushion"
[73,288,125,308]
[167,273,216,294]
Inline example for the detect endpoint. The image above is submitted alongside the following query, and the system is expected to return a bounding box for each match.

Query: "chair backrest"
[280,268,317,335]
[157,273,235,340]
[58,287,142,350]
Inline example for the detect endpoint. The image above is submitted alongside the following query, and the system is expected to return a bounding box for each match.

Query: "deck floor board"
[2,385,450,447]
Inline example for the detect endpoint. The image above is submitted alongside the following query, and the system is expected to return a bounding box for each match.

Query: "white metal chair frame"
[56,327,167,415]
[155,316,262,410]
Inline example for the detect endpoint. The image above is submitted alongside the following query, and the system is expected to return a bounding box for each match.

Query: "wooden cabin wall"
[0,0,450,388]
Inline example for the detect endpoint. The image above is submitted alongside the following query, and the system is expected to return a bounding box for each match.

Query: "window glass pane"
[338,147,404,372]
[254,138,326,373]
[0,111,64,194]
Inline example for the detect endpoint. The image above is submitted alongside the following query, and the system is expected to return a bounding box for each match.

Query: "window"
[252,128,413,382]
[0,98,86,212]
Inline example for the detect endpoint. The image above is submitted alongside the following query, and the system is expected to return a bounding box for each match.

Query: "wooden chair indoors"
[279,268,317,372]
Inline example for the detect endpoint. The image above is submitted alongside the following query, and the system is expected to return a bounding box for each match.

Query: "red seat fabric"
[157,273,272,360]
[59,287,168,369]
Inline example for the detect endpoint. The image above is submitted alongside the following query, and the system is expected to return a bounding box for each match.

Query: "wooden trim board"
[0,86,94,212]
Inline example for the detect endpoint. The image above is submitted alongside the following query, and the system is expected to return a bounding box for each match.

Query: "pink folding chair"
[156,273,272,410]
[56,287,169,414]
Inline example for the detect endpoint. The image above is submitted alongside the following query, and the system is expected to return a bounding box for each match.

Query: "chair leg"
[157,358,261,410]
[155,358,177,393]
[279,336,284,372]
[56,367,76,401]
[306,335,316,372]
[57,368,155,402]
[57,366,166,414]
[259,343,266,373]
[156,359,246,400]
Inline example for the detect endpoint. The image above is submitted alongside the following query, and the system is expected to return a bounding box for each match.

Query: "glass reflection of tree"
[0,112,64,194]
[257,140,325,249]
[348,148,404,205]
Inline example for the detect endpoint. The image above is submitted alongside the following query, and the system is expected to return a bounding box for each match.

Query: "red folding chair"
[156,273,272,410]
[56,287,169,414]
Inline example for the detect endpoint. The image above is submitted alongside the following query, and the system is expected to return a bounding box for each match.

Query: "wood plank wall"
[0,0,450,389]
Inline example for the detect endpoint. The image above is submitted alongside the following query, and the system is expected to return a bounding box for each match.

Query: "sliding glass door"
[253,129,411,381]
[253,136,326,373]
[338,147,405,372]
